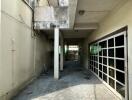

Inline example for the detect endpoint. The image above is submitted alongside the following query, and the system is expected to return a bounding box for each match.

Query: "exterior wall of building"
[38,0,49,6]
[34,34,52,76]
[0,0,51,99]
[84,0,132,99]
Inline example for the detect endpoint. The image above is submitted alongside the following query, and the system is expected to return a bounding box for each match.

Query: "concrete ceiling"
[62,30,93,38]
[75,0,123,24]
[42,29,93,39]
[48,0,78,29]
[67,0,125,38]
[64,38,84,45]
[40,0,126,39]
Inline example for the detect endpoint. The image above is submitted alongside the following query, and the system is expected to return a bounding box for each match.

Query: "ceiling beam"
[69,0,78,28]
[74,23,99,30]
[48,0,58,7]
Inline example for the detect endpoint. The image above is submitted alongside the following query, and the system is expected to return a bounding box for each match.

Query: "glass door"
[89,30,128,99]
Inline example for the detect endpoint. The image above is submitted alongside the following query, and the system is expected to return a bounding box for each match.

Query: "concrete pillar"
[60,33,64,71]
[54,27,59,79]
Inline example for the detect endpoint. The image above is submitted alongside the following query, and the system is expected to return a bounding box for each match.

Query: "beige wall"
[38,0,49,6]
[84,0,132,99]
[0,0,51,99]
[35,34,52,76]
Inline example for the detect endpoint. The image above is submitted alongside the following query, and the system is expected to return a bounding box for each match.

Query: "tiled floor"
[13,62,120,100]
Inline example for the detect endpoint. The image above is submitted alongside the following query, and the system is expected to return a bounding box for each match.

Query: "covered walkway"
[13,62,119,100]
[1,0,132,100]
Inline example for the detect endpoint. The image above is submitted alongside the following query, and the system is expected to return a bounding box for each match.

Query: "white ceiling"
[41,0,126,39]
[43,29,93,39]
[75,0,124,24]
[63,30,93,38]
[75,11,108,23]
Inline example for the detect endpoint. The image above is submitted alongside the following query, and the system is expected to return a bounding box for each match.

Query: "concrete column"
[60,33,64,71]
[54,27,59,79]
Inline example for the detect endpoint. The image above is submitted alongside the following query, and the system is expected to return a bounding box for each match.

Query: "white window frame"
[89,29,128,100]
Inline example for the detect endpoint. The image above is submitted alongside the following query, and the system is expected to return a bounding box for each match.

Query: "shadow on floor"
[12,61,119,100]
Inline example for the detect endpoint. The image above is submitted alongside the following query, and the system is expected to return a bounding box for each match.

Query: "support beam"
[74,23,99,30]
[69,0,78,28]
[60,33,64,71]
[54,27,59,79]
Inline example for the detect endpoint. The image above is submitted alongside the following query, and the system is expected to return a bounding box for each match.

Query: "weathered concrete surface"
[13,63,120,100]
